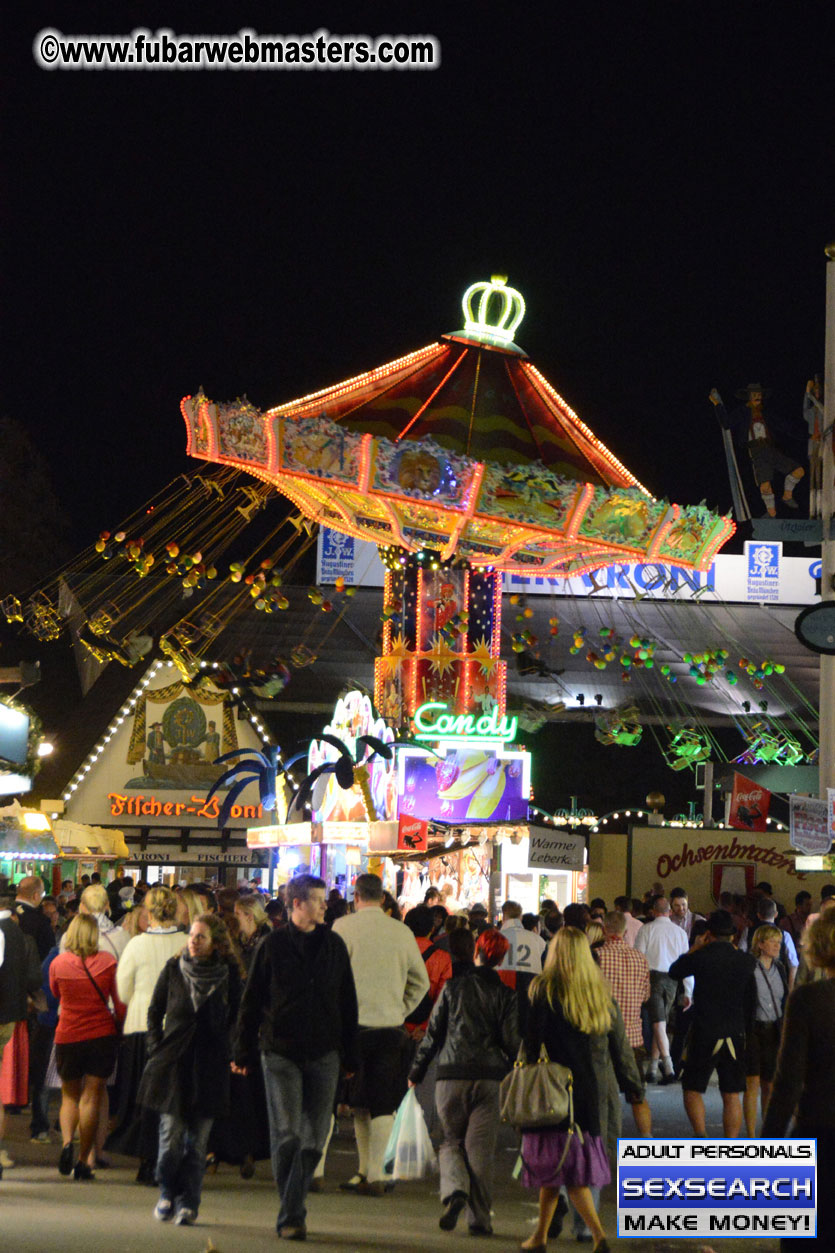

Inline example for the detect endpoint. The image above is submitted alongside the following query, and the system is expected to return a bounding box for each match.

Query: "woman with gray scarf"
[138,913,242,1226]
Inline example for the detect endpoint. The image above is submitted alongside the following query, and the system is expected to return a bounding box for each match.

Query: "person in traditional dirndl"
[518,926,643,1253]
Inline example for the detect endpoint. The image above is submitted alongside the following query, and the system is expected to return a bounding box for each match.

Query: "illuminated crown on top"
[460,274,526,347]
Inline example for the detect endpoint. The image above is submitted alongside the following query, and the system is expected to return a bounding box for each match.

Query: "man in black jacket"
[669,909,756,1139]
[14,876,54,962]
[234,874,358,1241]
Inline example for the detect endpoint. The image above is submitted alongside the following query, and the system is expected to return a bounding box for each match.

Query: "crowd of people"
[0,868,833,1250]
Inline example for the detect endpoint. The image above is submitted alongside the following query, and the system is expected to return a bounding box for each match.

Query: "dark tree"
[0,416,71,592]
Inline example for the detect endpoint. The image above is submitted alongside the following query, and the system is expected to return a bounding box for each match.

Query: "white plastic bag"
[383,1088,438,1180]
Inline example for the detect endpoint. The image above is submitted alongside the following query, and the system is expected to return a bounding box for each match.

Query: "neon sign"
[413,701,518,744]
[108,792,263,822]
[461,275,526,345]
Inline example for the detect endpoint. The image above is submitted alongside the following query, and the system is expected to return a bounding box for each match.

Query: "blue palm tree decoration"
[293,733,392,821]
[204,744,282,828]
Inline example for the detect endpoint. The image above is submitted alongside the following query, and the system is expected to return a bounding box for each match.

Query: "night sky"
[2,6,835,816]
[3,4,834,546]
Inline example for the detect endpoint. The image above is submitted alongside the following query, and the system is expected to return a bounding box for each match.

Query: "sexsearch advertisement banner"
[618,1138,816,1240]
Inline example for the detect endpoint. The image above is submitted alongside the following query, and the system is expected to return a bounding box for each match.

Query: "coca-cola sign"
[728,773,771,832]
[397,815,428,852]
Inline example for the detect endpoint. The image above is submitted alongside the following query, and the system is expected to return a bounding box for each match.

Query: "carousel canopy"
[181,277,734,577]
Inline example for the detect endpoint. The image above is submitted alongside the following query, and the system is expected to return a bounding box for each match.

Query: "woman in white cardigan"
[105,886,186,1182]
[60,884,131,961]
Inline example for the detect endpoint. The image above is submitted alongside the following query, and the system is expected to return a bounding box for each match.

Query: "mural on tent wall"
[125,675,239,790]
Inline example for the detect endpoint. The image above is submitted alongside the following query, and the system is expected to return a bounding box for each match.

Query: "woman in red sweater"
[49,914,125,1180]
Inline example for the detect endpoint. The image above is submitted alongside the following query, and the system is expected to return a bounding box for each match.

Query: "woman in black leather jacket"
[409,928,519,1237]
[518,927,643,1253]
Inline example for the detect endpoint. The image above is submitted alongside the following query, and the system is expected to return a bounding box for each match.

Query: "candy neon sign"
[413,702,517,744]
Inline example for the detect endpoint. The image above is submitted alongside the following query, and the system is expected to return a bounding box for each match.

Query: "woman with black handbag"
[48,914,125,1180]
[518,927,642,1253]
[408,927,519,1236]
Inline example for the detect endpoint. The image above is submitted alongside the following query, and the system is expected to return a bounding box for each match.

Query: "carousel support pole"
[702,760,714,827]
[820,244,835,802]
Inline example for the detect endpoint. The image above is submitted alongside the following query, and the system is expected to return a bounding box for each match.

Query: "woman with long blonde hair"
[584,920,605,962]
[207,896,271,1178]
[175,888,209,931]
[518,927,642,1253]
[119,901,148,940]
[49,914,126,1179]
[233,894,270,973]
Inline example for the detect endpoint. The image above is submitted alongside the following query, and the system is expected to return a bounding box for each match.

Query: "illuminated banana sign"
[413,701,518,744]
[398,745,530,824]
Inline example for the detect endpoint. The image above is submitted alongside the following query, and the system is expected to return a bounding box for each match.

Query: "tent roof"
[266,337,648,492]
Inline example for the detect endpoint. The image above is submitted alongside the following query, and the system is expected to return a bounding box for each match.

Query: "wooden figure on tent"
[146,721,166,765]
[201,719,221,762]
[710,383,805,518]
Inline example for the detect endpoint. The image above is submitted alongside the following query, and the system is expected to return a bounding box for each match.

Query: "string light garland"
[59,658,294,807]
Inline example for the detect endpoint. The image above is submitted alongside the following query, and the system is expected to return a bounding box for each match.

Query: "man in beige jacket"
[333,874,429,1195]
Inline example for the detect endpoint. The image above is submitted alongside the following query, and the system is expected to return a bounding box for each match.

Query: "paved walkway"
[1,1081,781,1252]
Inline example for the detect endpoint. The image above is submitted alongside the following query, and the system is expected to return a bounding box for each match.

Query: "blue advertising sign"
[617,1139,816,1240]
[747,543,780,580]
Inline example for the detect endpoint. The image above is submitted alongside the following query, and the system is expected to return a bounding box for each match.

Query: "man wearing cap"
[669,910,757,1138]
[468,903,490,936]
[710,384,804,517]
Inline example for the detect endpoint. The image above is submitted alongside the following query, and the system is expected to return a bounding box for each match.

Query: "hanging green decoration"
[595,704,643,747]
[739,722,805,767]
[664,726,711,772]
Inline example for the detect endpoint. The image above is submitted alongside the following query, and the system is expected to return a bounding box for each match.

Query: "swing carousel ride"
[5,278,822,814]
[179,275,734,736]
